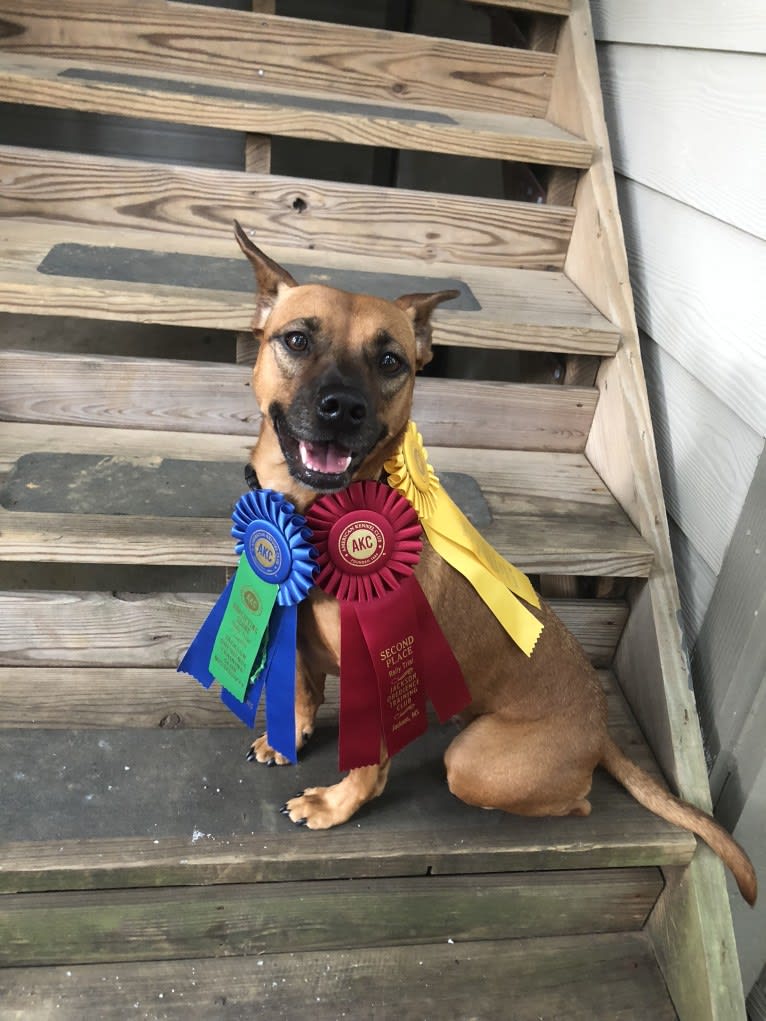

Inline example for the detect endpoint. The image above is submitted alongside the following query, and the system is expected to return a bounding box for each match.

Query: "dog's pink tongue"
[299,440,352,474]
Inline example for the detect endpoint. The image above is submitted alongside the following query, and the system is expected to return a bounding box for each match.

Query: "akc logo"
[337,519,386,570]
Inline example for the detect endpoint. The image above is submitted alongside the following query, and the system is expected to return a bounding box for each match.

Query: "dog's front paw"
[281,787,343,830]
[246,734,291,767]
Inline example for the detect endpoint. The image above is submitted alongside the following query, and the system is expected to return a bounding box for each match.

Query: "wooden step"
[0,671,694,896]
[0,0,556,119]
[0,933,675,1020]
[0,220,619,353]
[0,146,577,271]
[0,351,599,450]
[0,3,593,166]
[472,0,570,13]
[0,868,663,967]
[0,424,654,575]
[0,594,627,684]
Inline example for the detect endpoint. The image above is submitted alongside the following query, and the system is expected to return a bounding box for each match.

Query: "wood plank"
[591,0,766,54]
[642,338,764,574]
[551,1,746,1016]
[0,593,627,673]
[0,145,576,271]
[0,0,556,118]
[0,223,620,355]
[0,933,677,1021]
[0,720,695,895]
[0,869,662,967]
[0,350,598,452]
[0,446,654,575]
[597,44,766,238]
[0,52,592,168]
[473,0,570,13]
[617,176,766,436]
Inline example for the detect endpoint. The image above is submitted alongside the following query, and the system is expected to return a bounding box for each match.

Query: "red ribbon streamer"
[307,481,471,770]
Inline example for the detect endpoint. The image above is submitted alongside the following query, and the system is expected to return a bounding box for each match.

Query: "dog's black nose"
[317,387,368,429]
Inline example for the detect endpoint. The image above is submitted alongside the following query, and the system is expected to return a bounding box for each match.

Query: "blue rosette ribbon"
[177,489,316,762]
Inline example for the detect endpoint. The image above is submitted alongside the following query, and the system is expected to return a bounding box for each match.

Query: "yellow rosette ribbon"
[384,421,543,657]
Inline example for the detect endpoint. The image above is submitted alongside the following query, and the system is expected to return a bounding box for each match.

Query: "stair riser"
[0,869,662,967]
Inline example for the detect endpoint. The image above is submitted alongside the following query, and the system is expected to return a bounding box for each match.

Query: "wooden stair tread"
[0,51,592,168]
[0,145,576,272]
[0,597,628,676]
[0,351,599,452]
[0,934,675,1019]
[474,0,570,12]
[0,672,694,896]
[0,221,619,354]
[0,0,558,119]
[0,870,663,967]
[0,426,654,575]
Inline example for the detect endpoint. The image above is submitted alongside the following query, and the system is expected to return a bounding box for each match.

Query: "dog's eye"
[379,351,403,375]
[283,331,309,353]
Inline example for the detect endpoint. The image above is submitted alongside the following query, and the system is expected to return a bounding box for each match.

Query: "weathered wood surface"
[0,593,627,674]
[0,223,620,353]
[598,44,766,238]
[0,145,576,271]
[0,351,598,452]
[0,445,653,575]
[0,933,676,1021]
[554,0,747,1016]
[0,718,694,895]
[475,0,570,12]
[0,0,556,118]
[0,53,592,168]
[0,869,662,967]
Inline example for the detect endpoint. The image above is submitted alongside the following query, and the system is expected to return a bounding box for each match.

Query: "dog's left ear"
[394,289,459,370]
[234,220,298,330]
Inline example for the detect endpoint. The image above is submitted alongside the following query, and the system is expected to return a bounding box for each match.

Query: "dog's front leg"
[282,748,391,830]
[248,650,325,766]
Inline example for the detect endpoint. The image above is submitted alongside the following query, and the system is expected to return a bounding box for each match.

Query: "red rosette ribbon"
[307,480,471,770]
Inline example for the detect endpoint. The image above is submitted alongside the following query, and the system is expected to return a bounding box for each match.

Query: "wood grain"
[0,934,677,1021]
[0,52,592,167]
[0,869,661,966]
[0,0,556,118]
[0,349,598,452]
[474,0,570,12]
[598,44,766,238]
[0,594,627,672]
[0,444,653,574]
[0,221,620,354]
[0,145,576,271]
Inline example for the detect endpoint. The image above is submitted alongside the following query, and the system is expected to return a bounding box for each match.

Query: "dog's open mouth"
[272,410,369,491]
[298,439,352,476]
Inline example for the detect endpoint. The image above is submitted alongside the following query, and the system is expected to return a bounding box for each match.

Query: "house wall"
[591,0,766,998]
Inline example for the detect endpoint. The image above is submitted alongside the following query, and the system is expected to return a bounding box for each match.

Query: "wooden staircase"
[0,1,745,1017]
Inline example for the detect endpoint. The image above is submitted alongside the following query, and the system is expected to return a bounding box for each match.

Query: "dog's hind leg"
[444,713,597,818]
[282,753,391,830]
[248,652,326,766]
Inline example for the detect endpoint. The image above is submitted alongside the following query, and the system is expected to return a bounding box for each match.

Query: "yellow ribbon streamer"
[384,422,543,657]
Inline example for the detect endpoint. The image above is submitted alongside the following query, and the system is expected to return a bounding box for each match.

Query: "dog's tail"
[600,737,757,905]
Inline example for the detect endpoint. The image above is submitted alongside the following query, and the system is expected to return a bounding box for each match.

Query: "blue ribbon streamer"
[177,490,316,763]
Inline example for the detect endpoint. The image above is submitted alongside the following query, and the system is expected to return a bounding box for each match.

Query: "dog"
[233,221,756,905]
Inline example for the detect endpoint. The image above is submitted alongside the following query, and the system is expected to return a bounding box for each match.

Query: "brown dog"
[233,222,756,905]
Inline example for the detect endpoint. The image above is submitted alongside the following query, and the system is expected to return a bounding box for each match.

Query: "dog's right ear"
[234,220,298,330]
